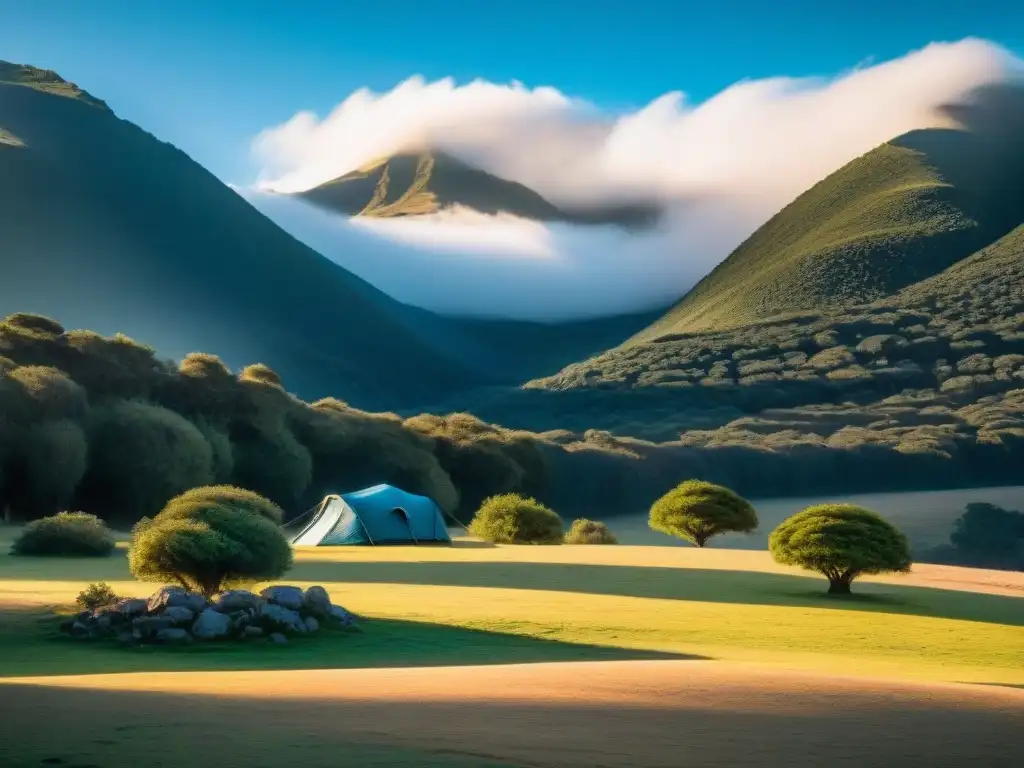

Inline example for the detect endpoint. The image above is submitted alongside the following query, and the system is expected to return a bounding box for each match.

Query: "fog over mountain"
[245,39,1021,320]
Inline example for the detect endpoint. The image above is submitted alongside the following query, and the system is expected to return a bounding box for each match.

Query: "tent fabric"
[291,484,452,546]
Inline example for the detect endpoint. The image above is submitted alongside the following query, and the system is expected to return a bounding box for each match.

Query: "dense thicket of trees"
[3,312,1024,534]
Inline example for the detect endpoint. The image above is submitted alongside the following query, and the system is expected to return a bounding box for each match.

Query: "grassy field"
[2,532,1023,766]
[2,531,1022,684]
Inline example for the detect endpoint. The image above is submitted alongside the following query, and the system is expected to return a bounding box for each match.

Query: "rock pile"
[61,585,358,646]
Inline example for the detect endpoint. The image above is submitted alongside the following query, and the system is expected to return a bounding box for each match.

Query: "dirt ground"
[2,660,1021,767]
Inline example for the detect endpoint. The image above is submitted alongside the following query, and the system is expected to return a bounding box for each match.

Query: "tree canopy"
[128,486,292,597]
[648,480,758,547]
[769,504,912,594]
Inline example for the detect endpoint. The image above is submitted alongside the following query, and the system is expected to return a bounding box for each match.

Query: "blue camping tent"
[291,484,452,546]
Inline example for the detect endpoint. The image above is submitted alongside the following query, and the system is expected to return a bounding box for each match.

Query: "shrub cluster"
[564,518,618,545]
[469,493,563,544]
[12,511,116,557]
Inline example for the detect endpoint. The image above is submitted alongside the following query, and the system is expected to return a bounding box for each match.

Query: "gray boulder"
[302,586,333,617]
[191,608,231,640]
[113,598,149,618]
[329,605,358,627]
[260,585,304,611]
[70,621,90,639]
[155,628,193,645]
[258,603,306,633]
[211,589,264,613]
[243,625,264,638]
[132,615,174,639]
[303,616,319,633]
[148,586,208,614]
[268,632,288,644]
[162,606,195,625]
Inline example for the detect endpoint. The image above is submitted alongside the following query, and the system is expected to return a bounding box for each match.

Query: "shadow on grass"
[283,560,1024,627]
[0,606,694,679]
[4,548,1021,627]
[1,668,1022,768]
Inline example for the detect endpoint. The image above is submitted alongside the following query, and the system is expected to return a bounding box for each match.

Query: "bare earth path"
[2,660,1021,767]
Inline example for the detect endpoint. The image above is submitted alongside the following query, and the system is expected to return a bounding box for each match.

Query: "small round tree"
[769,504,912,595]
[469,493,563,544]
[129,486,292,597]
[648,480,757,547]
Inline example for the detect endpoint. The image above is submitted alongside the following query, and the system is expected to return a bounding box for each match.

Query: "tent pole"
[350,505,376,546]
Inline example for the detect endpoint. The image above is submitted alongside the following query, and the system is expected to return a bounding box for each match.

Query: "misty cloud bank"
[246,39,1021,321]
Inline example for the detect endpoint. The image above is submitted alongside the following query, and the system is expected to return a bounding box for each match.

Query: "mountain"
[0,62,485,406]
[635,105,1024,341]
[506,87,1024,447]
[0,61,662,406]
[294,150,661,229]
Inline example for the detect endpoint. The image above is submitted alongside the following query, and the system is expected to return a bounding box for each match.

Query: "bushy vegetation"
[129,486,293,596]
[920,502,1024,570]
[469,493,563,544]
[648,480,757,547]
[76,581,121,611]
[0,315,524,527]
[564,518,618,545]
[11,512,115,557]
[769,504,912,594]
[5,307,1024,537]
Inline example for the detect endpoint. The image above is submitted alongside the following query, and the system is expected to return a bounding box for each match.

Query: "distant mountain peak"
[0,61,109,110]
[294,148,662,229]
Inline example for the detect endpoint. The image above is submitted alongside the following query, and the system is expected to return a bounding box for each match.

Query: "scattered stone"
[302,586,332,617]
[243,625,264,638]
[155,628,193,645]
[163,606,195,625]
[211,589,263,613]
[191,608,231,640]
[147,586,208,615]
[114,598,149,618]
[132,616,174,639]
[260,585,304,611]
[329,605,357,627]
[70,621,89,639]
[303,616,319,633]
[268,632,288,645]
[258,603,306,633]
[94,615,112,632]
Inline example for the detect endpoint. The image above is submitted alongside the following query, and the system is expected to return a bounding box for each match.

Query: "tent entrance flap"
[291,497,346,546]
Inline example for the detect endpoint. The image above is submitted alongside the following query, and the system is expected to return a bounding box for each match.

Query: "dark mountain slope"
[0,64,486,406]
[0,62,664,405]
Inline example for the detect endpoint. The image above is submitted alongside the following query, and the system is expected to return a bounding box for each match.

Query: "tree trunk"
[828,575,853,595]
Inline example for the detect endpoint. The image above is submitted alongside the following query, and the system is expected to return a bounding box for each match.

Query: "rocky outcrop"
[191,608,231,640]
[147,587,208,615]
[60,584,358,647]
[260,585,304,611]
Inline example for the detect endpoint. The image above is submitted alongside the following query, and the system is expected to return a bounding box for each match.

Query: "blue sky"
[2,0,1021,184]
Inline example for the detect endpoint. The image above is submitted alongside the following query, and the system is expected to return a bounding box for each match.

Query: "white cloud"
[247,39,1020,321]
